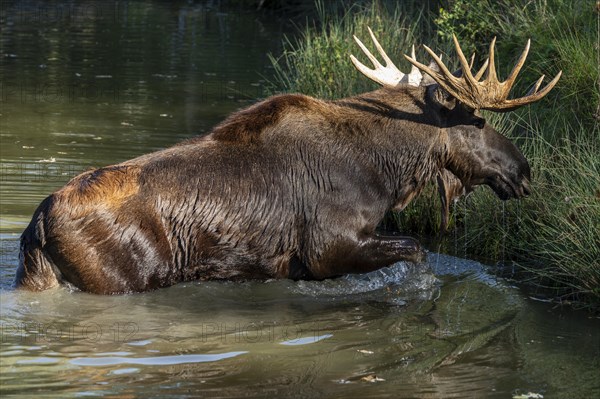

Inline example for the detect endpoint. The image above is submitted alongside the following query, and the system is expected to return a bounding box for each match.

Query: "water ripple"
[70,351,248,367]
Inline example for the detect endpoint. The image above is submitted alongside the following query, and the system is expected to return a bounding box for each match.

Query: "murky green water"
[1,2,599,398]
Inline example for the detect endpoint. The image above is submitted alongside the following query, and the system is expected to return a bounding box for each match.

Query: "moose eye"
[474,117,486,129]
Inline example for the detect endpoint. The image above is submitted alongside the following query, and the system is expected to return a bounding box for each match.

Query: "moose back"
[16,31,559,294]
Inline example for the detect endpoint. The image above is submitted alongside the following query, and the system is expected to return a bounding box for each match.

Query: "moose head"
[351,28,561,230]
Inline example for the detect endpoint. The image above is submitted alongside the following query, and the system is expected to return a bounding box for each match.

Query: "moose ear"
[420,59,441,86]
[427,83,456,110]
[427,84,485,128]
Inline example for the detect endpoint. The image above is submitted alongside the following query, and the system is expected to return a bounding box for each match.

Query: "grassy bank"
[268,0,600,307]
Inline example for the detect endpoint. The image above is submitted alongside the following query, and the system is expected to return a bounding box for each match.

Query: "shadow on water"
[1,1,599,398]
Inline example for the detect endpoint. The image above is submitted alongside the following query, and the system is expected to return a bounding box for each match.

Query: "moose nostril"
[522,180,531,197]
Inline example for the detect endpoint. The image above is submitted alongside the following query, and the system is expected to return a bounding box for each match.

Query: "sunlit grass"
[459,113,600,304]
[268,1,430,99]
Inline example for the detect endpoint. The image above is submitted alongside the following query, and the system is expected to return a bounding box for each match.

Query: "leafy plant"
[434,0,495,54]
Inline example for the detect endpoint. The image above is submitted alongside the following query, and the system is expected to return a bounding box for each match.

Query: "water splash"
[291,261,439,302]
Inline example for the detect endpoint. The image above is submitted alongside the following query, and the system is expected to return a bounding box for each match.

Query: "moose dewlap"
[16,31,560,294]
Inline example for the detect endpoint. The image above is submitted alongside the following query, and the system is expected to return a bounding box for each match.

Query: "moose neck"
[333,86,446,211]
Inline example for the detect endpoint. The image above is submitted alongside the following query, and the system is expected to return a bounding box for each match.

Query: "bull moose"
[16,30,560,294]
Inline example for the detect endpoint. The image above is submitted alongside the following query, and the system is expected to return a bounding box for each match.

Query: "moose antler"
[350,27,423,87]
[404,35,562,111]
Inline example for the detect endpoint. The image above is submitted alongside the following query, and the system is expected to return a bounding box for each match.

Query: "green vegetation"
[268,2,429,99]
[269,0,600,307]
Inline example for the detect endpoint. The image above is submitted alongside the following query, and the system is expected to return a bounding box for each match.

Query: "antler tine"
[367,27,397,69]
[451,34,478,87]
[407,44,423,85]
[406,44,475,104]
[533,71,562,98]
[403,52,437,80]
[350,33,396,87]
[408,44,419,75]
[350,54,386,86]
[421,45,458,83]
[469,53,475,69]
[352,34,384,69]
[485,37,498,83]
[463,50,488,82]
[405,35,561,111]
[351,27,423,87]
[500,71,562,110]
[474,58,489,81]
[526,75,545,96]
[504,39,530,90]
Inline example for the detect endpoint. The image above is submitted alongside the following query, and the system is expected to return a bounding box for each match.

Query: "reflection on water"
[69,351,248,366]
[1,0,285,230]
[1,245,599,398]
[1,1,599,398]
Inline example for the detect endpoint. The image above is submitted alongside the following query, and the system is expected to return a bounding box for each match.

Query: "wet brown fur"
[56,166,141,214]
[210,94,314,143]
[16,86,531,294]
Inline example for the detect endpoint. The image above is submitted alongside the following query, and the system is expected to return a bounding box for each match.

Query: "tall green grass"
[268,2,434,99]
[456,113,600,303]
[269,0,600,307]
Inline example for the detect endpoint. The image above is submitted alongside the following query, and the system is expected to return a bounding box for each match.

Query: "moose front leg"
[311,234,426,279]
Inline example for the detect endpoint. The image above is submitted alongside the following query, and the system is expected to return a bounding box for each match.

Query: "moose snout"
[516,160,532,198]
[520,178,531,197]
